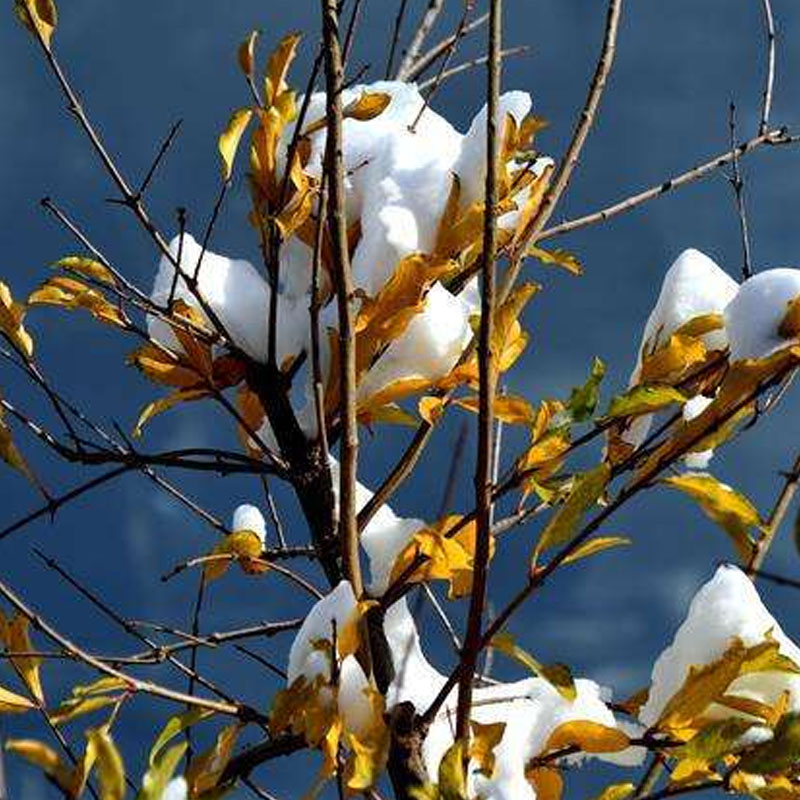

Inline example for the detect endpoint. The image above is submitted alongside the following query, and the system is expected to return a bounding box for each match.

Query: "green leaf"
[561,536,631,567]
[137,742,187,800]
[604,384,687,419]
[661,472,762,561]
[490,632,576,701]
[568,357,606,422]
[437,740,467,800]
[674,718,762,762]
[534,463,611,559]
[49,694,121,727]
[149,708,214,767]
[738,713,800,775]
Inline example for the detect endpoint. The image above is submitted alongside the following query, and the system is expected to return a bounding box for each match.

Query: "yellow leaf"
[591,782,636,800]
[132,388,210,438]
[0,685,35,713]
[139,742,187,800]
[360,402,419,429]
[470,721,505,776]
[674,313,725,339]
[14,0,57,49]
[527,246,583,276]
[0,403,39,488]
[54,256,116,286]
[674,718,761,762]
[149,708,214,767]
[344,726,389,792]
[218,108,253,180]
[437,740,468,800]
[605,385,687,420]
[738,713,800,776]
[28,276,127,328]
[491,632,576,700]
[661,472,762,561]
[526,766,563,800]
[88,727,125,800]
[5,739,73,793]
[186,723,242,796]
[419,395,446,425]
[0,280,34,358]
[238,30,259,77]
[49,694,121,727]
[534,463,611,560]
[203,529,265,582]
[640,334,707,385]
[356,377,433,420]
[453,393,536,425]
[344,91,391,122]
[493,283,539,372]
[265,32,301,106]
[560,536,631,567]
[0,611,44,704]
[545,720,630,754]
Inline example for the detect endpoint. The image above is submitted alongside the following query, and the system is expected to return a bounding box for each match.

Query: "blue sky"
[2,1,800,797]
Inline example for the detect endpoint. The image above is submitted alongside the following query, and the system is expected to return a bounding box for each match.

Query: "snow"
[624,249,739,448]
[160,778,188,800]
[724,268,800,362]
[640,564,800,728]
[682,395,715,469]
[148,233,309,366]
[231,504,266,546]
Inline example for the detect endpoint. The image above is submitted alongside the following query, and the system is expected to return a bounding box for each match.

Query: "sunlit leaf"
[265,33,301,106]
[453,393,536,425]
[661,472,762,561]
[14,0,57,49]
[674,718,763,762]
[204,530,265,582]
[28,276,128,328]
[132,388,210,438]
[437,739,467,800]
[0,611,44,704]
[186,724,242,797]
[674,313,725,340]
[527,246,583,276]
[5,739,73,793]
[560,536,631,567]
[138,741,187,800]
[419,395,446,425]
[237,30,259,77]
[0,685,35,713]
[54,256,116,286]
[591,782,635,800]
[640,334,707,385]
[0,280,34,358]
[49,694,121,727]
[89,727,125,800]
[545,720,630,754]
[533,463,611,560]
[491,632,576,700]
[218,108,254,180]
[605,385,687,420]
[469,720,505,777]
[149,708,214,767]
[738,713,800,776]
[527,766,563,800]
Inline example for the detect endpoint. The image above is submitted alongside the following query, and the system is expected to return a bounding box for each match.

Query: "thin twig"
[403,13,489,81]
[321,0,363,597]
[456,0,502,742]
[538,128,795,242]
[759,0,777,136]
[417,45,530,91]
[137,119,183,197]
[385,0,411,79]
[727,102,753,280]
[396,0,446,80]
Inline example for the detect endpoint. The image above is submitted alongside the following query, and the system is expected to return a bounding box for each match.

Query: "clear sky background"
[2,1,800,797]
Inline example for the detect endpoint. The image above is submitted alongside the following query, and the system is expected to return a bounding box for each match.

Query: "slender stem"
[385,0,411,79]
[321,0,363,597]
[417,45,530,91]
[538,128,794,242]
[727,103,753,280]
[455,0,502,743]
[403,13,489,81]
[759,0,777,136]
[396,0,446,79]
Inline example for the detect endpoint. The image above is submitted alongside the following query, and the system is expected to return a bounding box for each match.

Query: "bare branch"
[759,0,777,135]
[395,0,446,80]
[727,103,753,280]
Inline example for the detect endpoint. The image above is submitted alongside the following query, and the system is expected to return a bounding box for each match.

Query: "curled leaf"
[53,256,116,286]
[0,280,34,358]
[218,108,253,180]
[238,30,259,77]
[491,632,576,700]
[14,0,57,49]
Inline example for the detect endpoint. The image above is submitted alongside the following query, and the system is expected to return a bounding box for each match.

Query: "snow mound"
[724,268,800,362]
[231,504,266,546]
[640,564,800,727]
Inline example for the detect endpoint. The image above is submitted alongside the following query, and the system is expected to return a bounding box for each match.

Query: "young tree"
[2,1,800,799]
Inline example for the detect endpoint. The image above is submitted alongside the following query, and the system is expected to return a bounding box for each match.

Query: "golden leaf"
[494,283,539,372]
[344,721,389,792]
[149,708,214,767]
[0,685,35,713]
[545,720,630,754]
[219,108,254,180]
[591,782,636,800]
[533,463,611,560]
[0,280,34,358]
[674,718,761,763]
[203,529,265,582]
[139,742,187,800]
[661,472,762,561]
[186,723,242,796]
[88,727,125,800]
[53,256,116,286]
[453,393,536,425]
[669,758,718,788]
[0,403,39,488]
[14,0,57,49]
[389,515,489,599]
[238,30,259,77]
[265,33,301,106]
[437,740,468,800]
[674,313,725,339]
[5,739,73,793]
[560,536,631,567]
[527,246,583,276]
[491,632,576,700]
[357,377,433,420]
[419,395,446,425]
[604,384,687,420]
[49,694,121,727]
[470,720,505,776]
[778,295,800,340]
[527,767,563,800]
[640,334,707,385]
[128,344,205,389]
[0,611,44,704]
[132,388,211,438]
[28,276,127,328]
